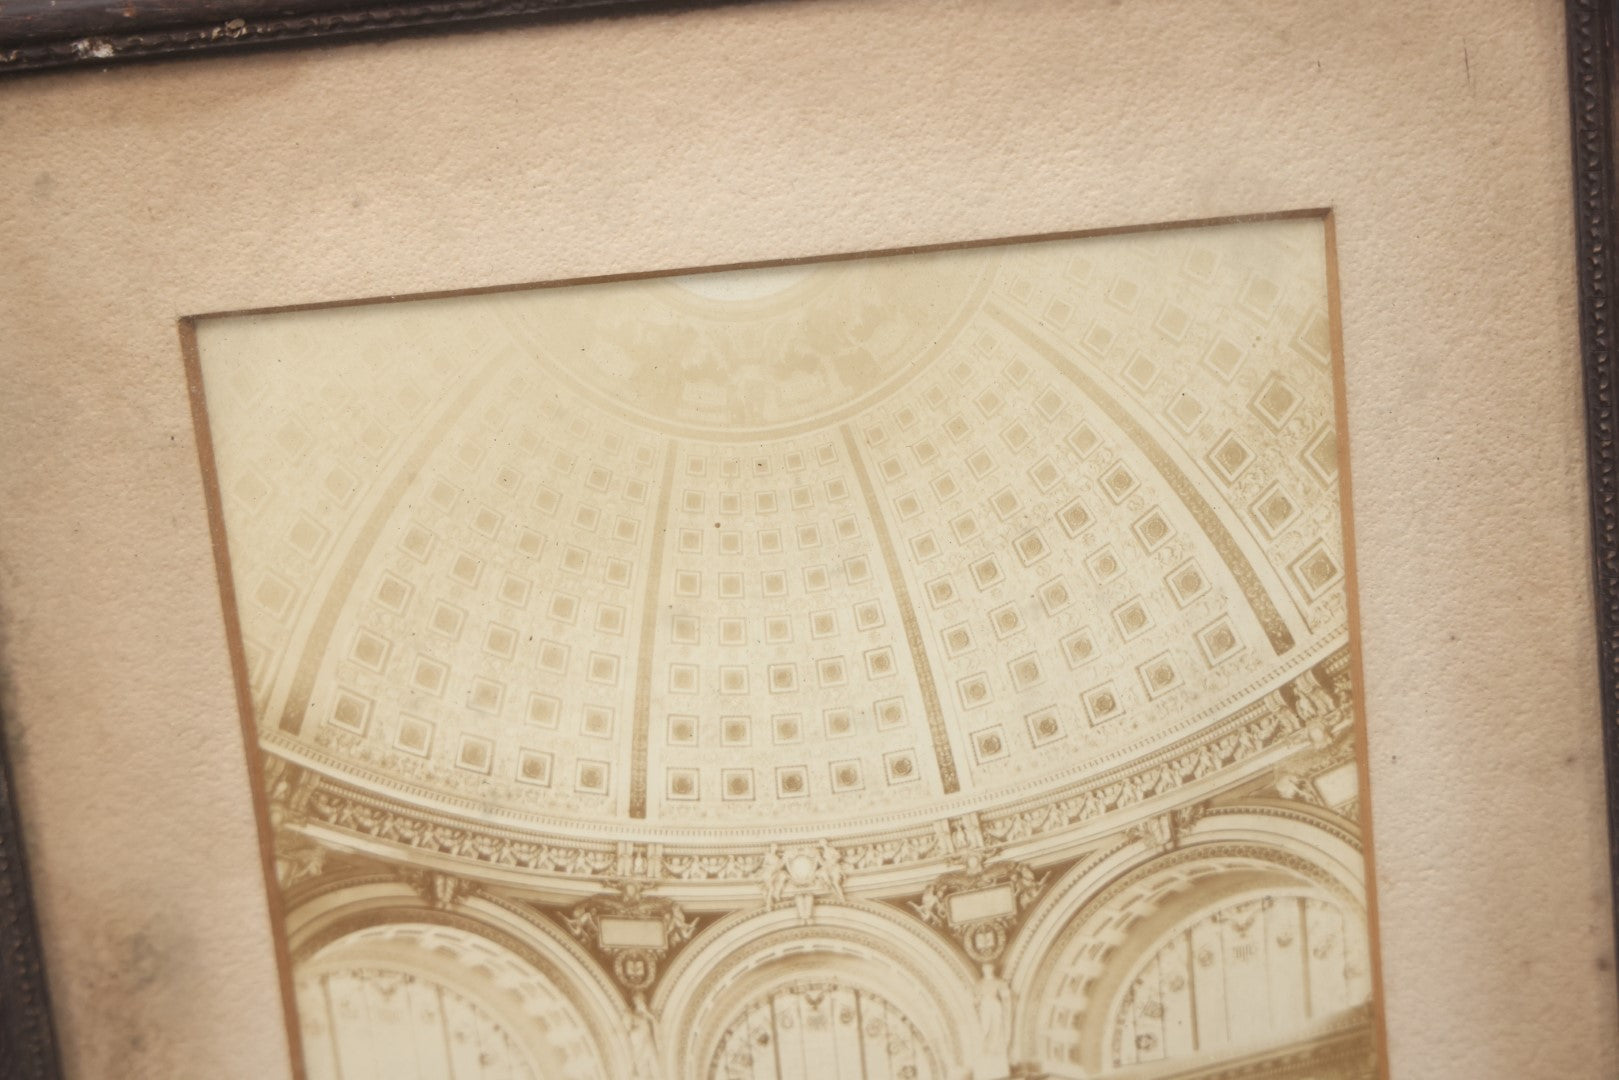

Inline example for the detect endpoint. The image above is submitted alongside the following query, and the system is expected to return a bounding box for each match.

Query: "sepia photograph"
[189,214,1380,1079]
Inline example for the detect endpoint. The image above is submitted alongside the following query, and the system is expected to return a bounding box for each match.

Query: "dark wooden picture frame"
[0,0,758,73]
[1569,0,1619,1007]
[1,2,1616,1077]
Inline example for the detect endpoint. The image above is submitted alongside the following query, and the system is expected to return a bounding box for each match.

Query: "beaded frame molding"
[1569,0,1619,1006]
[1,2,1617,1077]
[0,0,767,72]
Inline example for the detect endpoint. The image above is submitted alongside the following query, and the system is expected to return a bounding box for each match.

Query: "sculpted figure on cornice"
[564,880,697,947]
[760,840,850,920]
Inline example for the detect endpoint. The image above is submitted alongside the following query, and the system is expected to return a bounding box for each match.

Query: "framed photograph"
[1,3,1616,1079]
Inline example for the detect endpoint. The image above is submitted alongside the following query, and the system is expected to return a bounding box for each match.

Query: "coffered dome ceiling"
[201,218,1346,853]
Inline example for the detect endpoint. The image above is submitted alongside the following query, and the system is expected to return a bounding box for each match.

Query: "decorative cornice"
[979,654,1351,851]
[283,661,1358,915]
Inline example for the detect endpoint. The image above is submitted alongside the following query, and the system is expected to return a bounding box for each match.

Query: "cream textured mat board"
[0,1,1613,1077]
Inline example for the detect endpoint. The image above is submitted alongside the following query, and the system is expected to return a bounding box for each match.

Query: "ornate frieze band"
[278,648,1357,899]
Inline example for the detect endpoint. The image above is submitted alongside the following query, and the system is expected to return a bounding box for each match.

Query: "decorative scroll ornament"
[910,849,1045,965]
[759,840,848,922]
[562,879,696,994]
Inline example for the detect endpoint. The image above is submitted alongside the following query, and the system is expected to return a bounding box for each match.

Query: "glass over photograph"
[188,214,1382,1080]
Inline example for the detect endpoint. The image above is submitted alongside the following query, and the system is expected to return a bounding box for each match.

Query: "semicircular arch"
[285,879,630,1078]
[1004,806,1369,1074]
[657,900,980,1079]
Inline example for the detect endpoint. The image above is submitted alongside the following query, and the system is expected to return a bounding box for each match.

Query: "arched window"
[708,979,942,1080]
[1106,891,1371,1070]
[294,923,610,1080]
